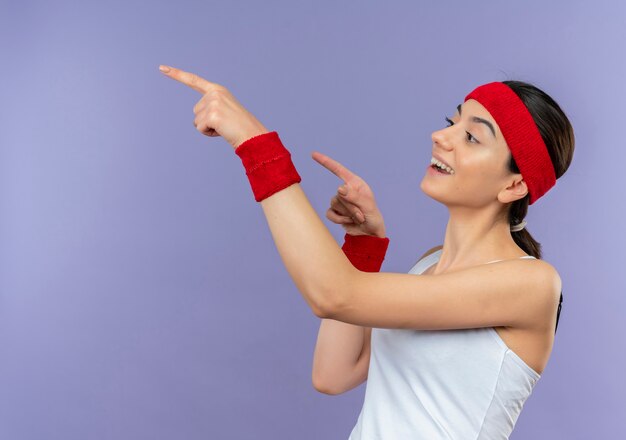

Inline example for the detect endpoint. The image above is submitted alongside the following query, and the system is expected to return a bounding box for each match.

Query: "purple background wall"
[1,0,623,438]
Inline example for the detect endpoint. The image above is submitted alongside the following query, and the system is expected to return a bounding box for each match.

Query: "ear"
[497,173,528,204]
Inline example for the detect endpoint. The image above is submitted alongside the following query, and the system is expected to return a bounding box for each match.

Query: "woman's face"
[420,98,528,208]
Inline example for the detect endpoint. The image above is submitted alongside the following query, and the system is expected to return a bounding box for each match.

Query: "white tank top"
[348,249,541,439]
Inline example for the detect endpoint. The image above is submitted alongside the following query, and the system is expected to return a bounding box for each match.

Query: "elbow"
[311,373,341,395]
[313,288,344,320]
[314,296,334,319]
[314,266,354,320]
[314,385,341,396]
[302,280,331,318]
[309,281,337,319]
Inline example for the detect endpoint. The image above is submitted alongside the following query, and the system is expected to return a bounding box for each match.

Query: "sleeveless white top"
[348,249,541,440]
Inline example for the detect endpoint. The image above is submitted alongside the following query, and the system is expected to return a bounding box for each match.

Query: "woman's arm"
[160,66,560,332]
[244,133,559,330]
[310,156,390,394]
[312,233,389,394]
[158,65,355,316]
[257,181,357,316]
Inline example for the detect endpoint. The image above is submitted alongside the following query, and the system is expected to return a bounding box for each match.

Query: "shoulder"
[532,259,562,304]
[504,258,562,329]
[525,258,561,294]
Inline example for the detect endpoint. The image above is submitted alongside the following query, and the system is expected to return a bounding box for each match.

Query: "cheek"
[456,157,503,188]
[456,156,485,176]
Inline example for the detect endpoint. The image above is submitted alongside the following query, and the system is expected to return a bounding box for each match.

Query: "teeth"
[430,157,455,174]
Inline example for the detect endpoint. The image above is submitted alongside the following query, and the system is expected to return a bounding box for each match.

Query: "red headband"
[464,82,556,205]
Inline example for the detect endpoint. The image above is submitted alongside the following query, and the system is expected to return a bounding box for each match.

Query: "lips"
[432,152,453,170]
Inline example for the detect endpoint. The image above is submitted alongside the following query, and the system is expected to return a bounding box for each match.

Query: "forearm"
[234,129,391,389]
[259,183,354,316]
[234,131,389,317]
[163,70,380,317]
[313,318,367,386]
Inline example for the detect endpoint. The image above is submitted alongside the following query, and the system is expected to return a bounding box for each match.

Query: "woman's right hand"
[311,151,386,238]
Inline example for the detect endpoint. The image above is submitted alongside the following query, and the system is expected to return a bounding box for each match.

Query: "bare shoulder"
[511,258,562,329]
[528,258,561,293]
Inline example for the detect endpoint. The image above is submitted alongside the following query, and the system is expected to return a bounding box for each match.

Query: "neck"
[434,204,523,274]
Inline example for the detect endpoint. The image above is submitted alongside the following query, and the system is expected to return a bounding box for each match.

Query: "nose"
[431,127,452,149]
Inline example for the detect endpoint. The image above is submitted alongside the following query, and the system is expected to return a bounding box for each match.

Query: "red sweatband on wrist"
[341,233,390,273]
[234,131,302,202]
[464,82,556,205]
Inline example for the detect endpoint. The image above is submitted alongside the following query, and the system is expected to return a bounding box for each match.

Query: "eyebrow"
[457,103,496,139]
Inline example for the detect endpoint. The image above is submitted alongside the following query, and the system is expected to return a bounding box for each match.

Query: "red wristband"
[234,131,302,202]
[234,133,389,271]
[341,233,390,272]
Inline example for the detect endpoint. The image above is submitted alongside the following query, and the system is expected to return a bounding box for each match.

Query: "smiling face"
[420,99,529,208]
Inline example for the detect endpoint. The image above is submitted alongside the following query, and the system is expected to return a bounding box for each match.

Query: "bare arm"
[306,156,389,395]
[160,68,556,363]
[312,319,372,395]
[312,232,388,395]
[259,183,353,315]
[312,244,444,395]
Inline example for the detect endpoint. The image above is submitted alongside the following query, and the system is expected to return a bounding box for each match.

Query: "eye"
[466,131,479,143]
[446,116,479,143]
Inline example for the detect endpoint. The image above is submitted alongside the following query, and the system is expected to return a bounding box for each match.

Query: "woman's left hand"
[159,65,270,149]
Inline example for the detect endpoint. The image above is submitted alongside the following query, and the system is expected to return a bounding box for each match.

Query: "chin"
[421,179,460,207]
[420,180,443,202]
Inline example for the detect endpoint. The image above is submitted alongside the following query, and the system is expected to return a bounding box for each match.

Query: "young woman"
[159,66,574,439]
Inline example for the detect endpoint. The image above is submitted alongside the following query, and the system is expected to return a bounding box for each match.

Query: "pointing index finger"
[159,65,216,94]
[311,151,355,182]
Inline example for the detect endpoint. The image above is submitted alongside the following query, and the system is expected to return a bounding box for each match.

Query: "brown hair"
[501,80,575,259]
